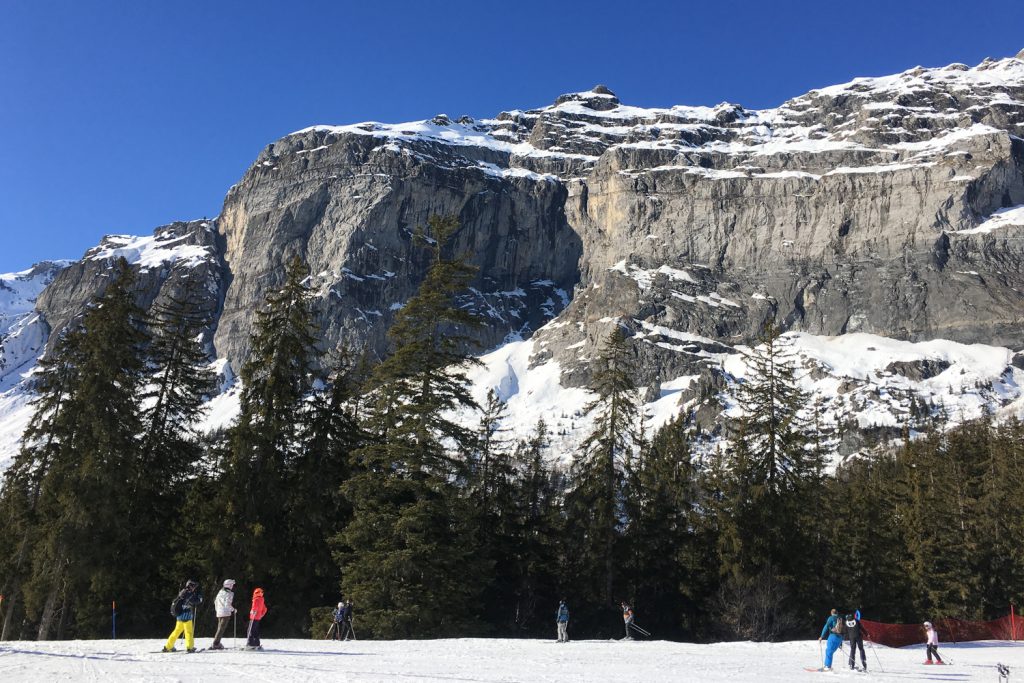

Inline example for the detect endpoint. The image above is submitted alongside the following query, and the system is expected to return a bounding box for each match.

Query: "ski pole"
[818,639,824,667]
[112,601,116,640]
[233,611,237,650]
[868,643,884,671]
[629,623,651,637]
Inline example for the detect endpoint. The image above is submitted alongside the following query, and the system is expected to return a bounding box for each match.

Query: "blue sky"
[2,0,1022,272]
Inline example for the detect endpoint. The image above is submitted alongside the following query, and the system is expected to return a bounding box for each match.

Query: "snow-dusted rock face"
[209,53,1024,375]
[5,51,1024,463]
[34,220,227,354]
[0,261,71,389]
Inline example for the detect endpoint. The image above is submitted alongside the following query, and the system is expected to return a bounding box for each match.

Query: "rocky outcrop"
[35,220,226,354]
[213,131,580,366]
[207,54,1024,383]
[5,52,1024,463]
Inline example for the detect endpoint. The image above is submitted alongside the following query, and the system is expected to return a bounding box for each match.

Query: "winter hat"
[223,579,236,589]
[186,579,198,589]
[338,602,344,609]
[923,621,933,627]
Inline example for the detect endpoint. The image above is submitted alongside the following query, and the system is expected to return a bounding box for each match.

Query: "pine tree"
[507,418,563,635]
[120,279,218,633]
[621,414,700,639]
[0,325,86,639]
[212,255,322,630]
[287,353,363,620]
[714,322,823,638]
[2,260,149,639]
[565,325,638,617]
[336,215,487,638]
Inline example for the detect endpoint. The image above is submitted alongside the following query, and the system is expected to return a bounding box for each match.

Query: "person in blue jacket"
[817,608,845,671]
[556,600,570,643]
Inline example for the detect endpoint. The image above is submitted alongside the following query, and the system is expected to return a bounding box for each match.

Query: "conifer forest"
[1,216,1022,643]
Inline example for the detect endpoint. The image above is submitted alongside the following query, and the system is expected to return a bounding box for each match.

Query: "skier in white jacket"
[923,621,944,665]
[210,579,237,650]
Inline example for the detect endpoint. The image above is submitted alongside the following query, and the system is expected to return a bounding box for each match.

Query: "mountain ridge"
[3,50,1024,467]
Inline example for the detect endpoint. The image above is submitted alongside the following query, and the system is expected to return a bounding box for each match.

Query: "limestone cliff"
[5,52,1024,464]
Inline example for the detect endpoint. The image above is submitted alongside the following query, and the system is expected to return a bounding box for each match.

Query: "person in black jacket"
[845,613,870,671]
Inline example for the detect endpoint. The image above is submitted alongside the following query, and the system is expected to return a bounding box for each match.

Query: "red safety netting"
[861,613,1023,648]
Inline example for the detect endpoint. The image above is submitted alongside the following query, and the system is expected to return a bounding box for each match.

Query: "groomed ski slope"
[0,637,1021,682]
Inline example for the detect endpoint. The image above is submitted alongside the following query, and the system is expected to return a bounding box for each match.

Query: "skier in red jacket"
[246,587,268,650]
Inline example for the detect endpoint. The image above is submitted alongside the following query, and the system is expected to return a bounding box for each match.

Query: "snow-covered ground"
[0,637,1020,682]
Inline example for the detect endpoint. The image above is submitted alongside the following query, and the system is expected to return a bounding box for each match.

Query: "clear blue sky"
[2,0,1022,272]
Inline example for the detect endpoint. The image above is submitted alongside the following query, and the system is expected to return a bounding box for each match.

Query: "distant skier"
[923,621,944,665]
[845,612,869,671]
[163,579,203,653]
[621,602,635,640]
[340,599,355,640]
[330,601,345,640]
[556,599,570,643]
[246,587,267,650]
[817,608,845,671]
[210,579,237,650]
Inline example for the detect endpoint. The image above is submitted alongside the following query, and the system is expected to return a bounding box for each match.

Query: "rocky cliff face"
[4,51,1024,464]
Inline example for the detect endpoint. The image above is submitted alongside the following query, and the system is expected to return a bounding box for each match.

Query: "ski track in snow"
[0,638,1021,682]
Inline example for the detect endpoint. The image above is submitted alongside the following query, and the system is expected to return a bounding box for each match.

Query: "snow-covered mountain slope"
[0,636,1019,682]
[291,52,1024,181]
[457,328,1023,466]
[0,221,225,472]
[0,261,70,388]
[4,51,1024,471]
[0,261,71,472]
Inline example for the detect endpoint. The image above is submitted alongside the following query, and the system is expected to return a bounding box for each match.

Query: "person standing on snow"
[845,612,869,671]
[246,587,267,650]
[923,621,944,665]
[621,602,635,640]
[330,601,346,640]
[210,579,237,650]
[556,599,570,643]
[817,608,845,671]
[340,599,355,640]
[163,579,203,653]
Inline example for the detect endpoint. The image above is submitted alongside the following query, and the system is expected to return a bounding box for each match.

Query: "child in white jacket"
[210,579,237,650]
[923,621,944,664]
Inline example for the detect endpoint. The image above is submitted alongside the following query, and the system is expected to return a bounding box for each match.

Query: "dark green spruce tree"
[508,418,564,635]
[466,389,520,632]
[126,280,218,632]
[0,260,149,639]
[335,215,488,638]
[564,325,638,629]
[714,321,823,639]
[210,255,322,631]
[621,414,701,639]
[0,325,85,640]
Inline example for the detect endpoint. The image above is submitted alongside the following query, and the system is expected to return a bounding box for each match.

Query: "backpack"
[170,595,185,618]
[830,616,845,636]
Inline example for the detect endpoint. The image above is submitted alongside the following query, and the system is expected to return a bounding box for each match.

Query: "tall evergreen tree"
[714,322,823,638]
[507,418,563,635]
[336,215,487,638]
[123,279,218,632]
[565,325,638,619]
[211,255,321,630]
[622,414,700,639]
[2,260,149,639]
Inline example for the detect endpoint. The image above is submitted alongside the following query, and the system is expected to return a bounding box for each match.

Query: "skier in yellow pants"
[163,579,202,652]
